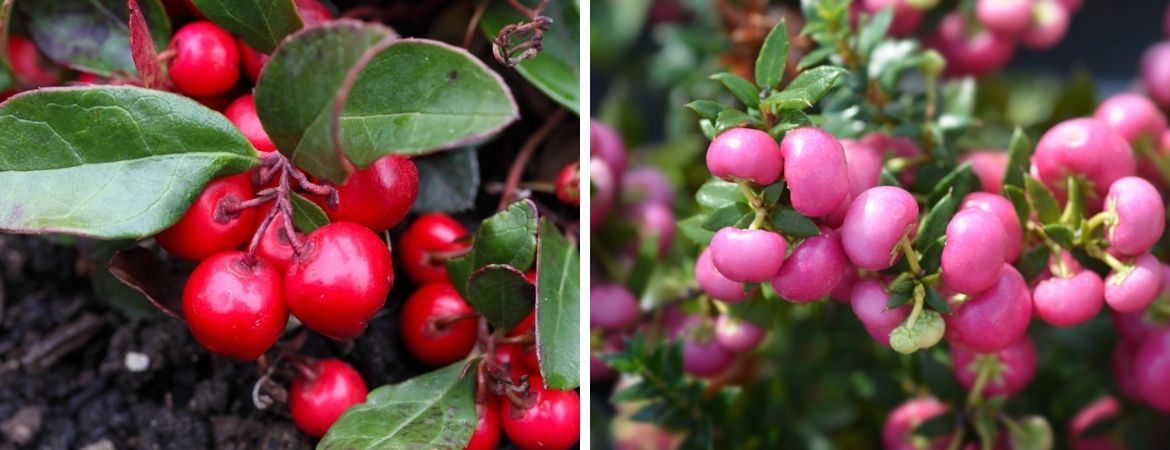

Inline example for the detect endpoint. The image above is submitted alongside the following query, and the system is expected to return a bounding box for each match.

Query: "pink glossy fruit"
[1105,253,1163,313]
[882,397,952,450]
[1021,0,1070,50]
[622,167,674,205]
[830,262,859,304]
[960,192,1023,262]
[630,202,675,257]
[781,127,850,217]
[714,314,766,352]
[771,227,846,303]
[590,284,641,330]
[695,248,755,303]
[1032,269,1105,327]
[1093,93,1168,145]
[709,227,787,283]
[706,128,783,185]
[850,278,911,347]
[1141,42,1170,109]
[682,332,734,378]
[1105,177,1165,256]
[591,158,616,228]
[591,120,628,183]
[975,0,1034,36]
[942,209,1008,295]
[951,335,1037,398]
[945,265,1032,353]
[840,186,919,271]
[961,151,1007,195]
[1032,118,1135,200]
[1134,329,1170,412]
[932,12,1016,77]
[842,139,883,198]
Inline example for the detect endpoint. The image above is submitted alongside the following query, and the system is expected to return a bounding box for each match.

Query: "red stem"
[497,108,567,211]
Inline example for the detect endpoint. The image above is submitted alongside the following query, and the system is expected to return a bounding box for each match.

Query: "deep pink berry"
[590,284,640,330]
[706,128,783,185]
[1134,329,1170,412]
[842,140,882,199]
[882,397,952,450]
[1032,269,1104,327]
[714,314,766,352]
[951,335,1037,398]
[1105,177,1165,256]
[960,151,1007,195]
[681,323,735,378]
[850,278,911,347]
[1032,118,1135,201]
[780,127,850,216]
[830,262,859,304]
[840,186,919,271]
[1094,93,1168,145]
[591,157,616,228]
[709,227,787,283]
[1069,396,1123,450]
[696,248,755,303]
[975,0,1034,36]
[960,192,1023,263]
[591,120,628,183]
[942,209,1008,295]
[1105,253,1163,313]
[771,227,847,303]
[1021,0,1070,50]
[945,265,1032,353]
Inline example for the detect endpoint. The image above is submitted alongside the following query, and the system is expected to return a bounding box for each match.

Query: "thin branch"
[497,108,567,211]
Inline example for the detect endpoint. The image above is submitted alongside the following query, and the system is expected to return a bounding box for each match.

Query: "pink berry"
[629,202,675,257]
[714,314,766,352]
[696,248,755,303]
[882,397,951,450]
[590,284,640,330]
[1032,118,1135,201]
[1021,0,1070,50]
[860,133,920,185]
[1069,396,1123,450]
[705,128,783,185]
[942,209,1008,295]
[932,13,1015,77]
[591,120,628,183]
[1142,42,1170,109]
[840,186,920,271]
[842,140,883,199]
[1093,93,1168,145]
[830,262,860,304]
[682,331,734,378]
[709,227,787,283]
[960,151,1007,195]
[850,278,911,347]
[1105,253,1163,313]
[862,0,923,37]
[975,0,1034,36]
[1134,329,1170,412]
[960,193,1023,263]
[781,127,850,217]
[590,157,615,229]
[1105,177,1165,256]
[951,335,1037,398]
[1032,269,1104,327]
[1112,339,1143,403]
[945,265,1032,353]
[771,227,847,303]
[622,167,674,205]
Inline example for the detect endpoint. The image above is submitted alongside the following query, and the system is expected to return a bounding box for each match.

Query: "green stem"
[740,181,769,230]
[966,356,994,407]
[898,234,923,275]
[1084,211,1116,236]
[905,287,925,329]
[1086,244,1129,273]
[1060,176,1085,228]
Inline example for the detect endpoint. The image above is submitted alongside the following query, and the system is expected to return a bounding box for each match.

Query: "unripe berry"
[590,284,640,330]
[622,167,674,205]
[842,140,882,199]
[224,94,276,152]
[713,314,765,352]
[706,128,783,185]
[695,248,755,303]
[781,127,850,217]
[942,209,1008,295]
[1105,253,1163,313]
[182,251,287,360]
[590,157,616,228]
[465,400,502,450]
[960,192,1023,262]
[155,174,257,261]
[960,151,1007,195]
[285,222,393,340]
[882,397,951,450]
[591,120,628,182]
[975,0,1034,36]
[324,155,419,232]
[1021,0,1070,50]
[400,283,477,366]
[1093,93,1168,145]
[840,186,919,271]
[1033,118,1135,200]
[1134,329,1170,413]
[167,21,240,97]
[554,162,580,206]
[945,265,1032,353]
[771,227,846,303]
[709,227,787,283]
[862,0,923,37]
[289,359,368,439]
[1032,269,1104,327]
[398,213,471,285]
[500,377,581,450]
[850,279,911,347]
[951,335,1037,398]
[1105,177,1165,256]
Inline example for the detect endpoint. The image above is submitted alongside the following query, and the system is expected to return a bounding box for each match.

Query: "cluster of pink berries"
[1141,4,1170,115]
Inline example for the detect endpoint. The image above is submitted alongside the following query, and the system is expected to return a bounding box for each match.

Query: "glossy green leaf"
[466,264,535,331]
[761,182,785,205]
[18,0,171,76]
[536,219,580,389]
[695,178,742,210]
[480,0,579,113]
[887,290,912,309]
[678,214,715,246]
[926,163,978,207]
[770,208,819,238]
[290,193,328,233]
[473,200,538,271]
[1003,184,1029,230]
[765,66,846,111]
[857,7,892,58]
[702,203,753,231]
[687,100,728,122]
[1004,127,1032,189]
[1025,175,1061,225]
[445,251,476,300]
[1044,224,1076,249]
[191,0,303,54]
[914,193,957,249]
[412,147,480,213]
[319,362,477,449]
[0,86,257,239]
[923,286,951,314]
[710,72,760,108]
[755,20,788,91]
[715,109,760,133]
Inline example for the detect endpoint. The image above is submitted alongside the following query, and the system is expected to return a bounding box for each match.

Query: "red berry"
[9,35,59,87]
[294,0,333,26]
[238,38,269,82]
[508,311,540,372]
[224,94,276,152]
[400,283,477,366]
[156,174,257,261]
[501,378,580,450]
[493,344,529,384]
[254,209,302,274]
[285,222,394,340]
[289,359,368,439]
[554,162,580,206]
[182,251,287,360]
[168,21,240,97]
[398,213,471,284]
[466,400,502,450]
[323,155,419,232]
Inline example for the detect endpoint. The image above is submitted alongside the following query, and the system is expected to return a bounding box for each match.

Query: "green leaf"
[466,264,536,331]
[710,72,760,108]
[761,182,785,205]
[289,193,328,233]
[913,193,957,249]
[191,0,303,54]
[915,411,957,438]
[770,208,819,238]
[473,200,538,270]
[923,286,951,314]
[798,46,834,71]
[687,100,727,122]
[1017,244,1051,281]
[765,66,847,111]
[887,290,912,309]
[536,219,580,389]
[1009,416,1054,450]
[319,362,476,449]
[926,163,978,207]
[412,147,480,213]
[480,0,579,113]
[1025,175,1061,225]
[1004,127,1032,189]
[879,168,901,187]
[1003,184,1030,230]
[715,109,760,133]
[445,250,476,300]
[702,203,752,231]
[18,0,171,76]
[755,20,788,91]
[626,236,659,298]
[696,178,742,210]
[1044,224,1076,249]
[678,215,715,246]
[0,86,257,239]
[857,7,892,58]
[921,237,945,274]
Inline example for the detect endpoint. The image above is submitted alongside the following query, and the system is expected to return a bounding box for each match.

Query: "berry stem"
[494,334,535,345]
[497,108,566,211]
[965,355,995,406]
[1085,244,1130,274]
[1060,176,1085,227]
[738,181,769,230]
[1084,211,1116,236]
[904,284,926,329]
[897,233,922,275]
[433,311,481,330]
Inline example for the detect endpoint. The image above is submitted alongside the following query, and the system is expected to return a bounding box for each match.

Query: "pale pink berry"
[882,397,951,450]
[862,0,923,37]
[590,284,641,330]
[1093,93,1168,145]
[709,227,787,283]
[1105,253,1163,313]
[951,335,1037,398]
[960,192,1023,263]
[591,120,628,182]
[840,186,919,271]
[1134,329,1170,412]
[781,127,851,217]
[623,167,674,205]
[695,248,755,303]
[975,0,1034,36]
[706,128,783,185]
[945,265,1032,353]
[1032,118,1135,201]
[942,209,1008,295]
[1105,177,1165,256]
[1141,42,1170,109]
[1032,269,1105,327]
[851,278,911,347]
[591,157,615,228]
[771,227,847,303]
[714,314,766,352]
[629,202,676,257]
[960,151,1007,195]
[1021,0,1070,50]
[842,139,883,199]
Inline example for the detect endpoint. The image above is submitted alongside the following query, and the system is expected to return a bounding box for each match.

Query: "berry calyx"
[500,378,581,450]
[398,213,471,285]
[941,209,1008,295]
[285,222,394,340]
[951,335,1037,398]
[840,186,919,271]
[224,94,276,152]
[555,162,580,206]
[466,399,502,450]
[705,127,783,185]
[155,174,258,261]
[400,282,477,366]
[709,227,787,283]
[323,155,419,232]
[289,359,368,439]
[167,21,241,97]
[780,127,851,217]
[182,250,287,360]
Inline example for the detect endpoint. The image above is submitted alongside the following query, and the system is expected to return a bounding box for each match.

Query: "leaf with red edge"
[108,246,186,320]
[127,0,163,89]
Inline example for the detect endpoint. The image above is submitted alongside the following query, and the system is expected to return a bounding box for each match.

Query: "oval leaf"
[473,199,538,270]
[536,219,580,389]
[319,362,477,450]
[108,246,186,320]
[191,0,303,54]
[18,0,171,76]
[412,147,480,214]
[0,86,257,238]
[480,0,579,113]
[466,264,536,331]
[290,192,328,233]
[710,72,760,108]
[755,20,788,91]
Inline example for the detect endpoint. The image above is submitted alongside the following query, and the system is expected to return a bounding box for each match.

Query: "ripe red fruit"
[555,162,581,206]
[493,344,529,383]
[9,35,60,87]
[168,21,240,97]
[398,213,471,284]
[238,39,269,82]
[400,283,478,366]
[508,311,540,372]
[465,400,502,450]
[289,359,368,439]
[285,222,394,340]
[322,155,418,232]
[294,0,333,26]
[254,209,302,274]
[182,251,287,360]
[156,174,258,261]
[501,377,581,450]
[224,94,276,152]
